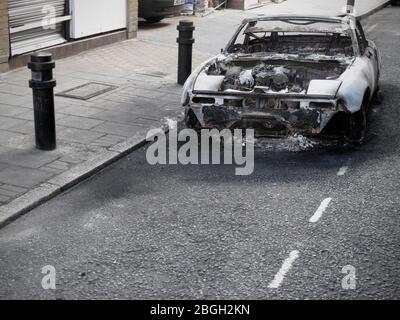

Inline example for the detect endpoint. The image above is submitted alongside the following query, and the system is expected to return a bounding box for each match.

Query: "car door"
[356,21,380,92]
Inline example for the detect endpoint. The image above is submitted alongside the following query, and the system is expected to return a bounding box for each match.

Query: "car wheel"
[185,109,202,130]
[347,100,368,144]
[145,17,164,23]
[372,86,383,105]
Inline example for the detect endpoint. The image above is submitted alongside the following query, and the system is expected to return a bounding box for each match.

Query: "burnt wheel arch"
[346,91,370,143]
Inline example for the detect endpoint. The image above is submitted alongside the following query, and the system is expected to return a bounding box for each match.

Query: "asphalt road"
[0,8,399,300]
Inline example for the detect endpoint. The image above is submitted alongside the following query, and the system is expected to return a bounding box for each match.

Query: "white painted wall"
[69,0,127,39]
[245,0,260,9]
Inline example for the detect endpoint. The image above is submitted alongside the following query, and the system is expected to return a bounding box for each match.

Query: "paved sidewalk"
[0,0,390,226]
[0,38,211,225]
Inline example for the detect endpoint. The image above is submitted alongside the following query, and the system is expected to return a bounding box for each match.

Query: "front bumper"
[186,90,340,137]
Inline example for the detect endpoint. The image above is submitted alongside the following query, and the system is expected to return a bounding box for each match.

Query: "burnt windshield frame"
[225,17,353,55]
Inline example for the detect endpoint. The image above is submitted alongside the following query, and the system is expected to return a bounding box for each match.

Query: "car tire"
[145,17,164,23]
[185,109,201,130]
[372,86,383,105]
[391,0,400,5]
[347,99,368,144]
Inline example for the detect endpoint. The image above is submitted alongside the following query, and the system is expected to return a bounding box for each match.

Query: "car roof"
[242,14,355,24]
[241,15,356,33]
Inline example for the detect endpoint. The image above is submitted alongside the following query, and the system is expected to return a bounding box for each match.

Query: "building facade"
[229,0,267,10]
[0,0,138,72]
[0,0,10,72]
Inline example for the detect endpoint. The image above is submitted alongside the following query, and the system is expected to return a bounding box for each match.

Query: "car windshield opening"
[229,19,354,57]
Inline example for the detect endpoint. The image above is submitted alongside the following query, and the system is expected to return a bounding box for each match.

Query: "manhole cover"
[56,82,118,100]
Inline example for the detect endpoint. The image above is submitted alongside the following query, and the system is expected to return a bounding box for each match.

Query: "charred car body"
[182,15,382,141]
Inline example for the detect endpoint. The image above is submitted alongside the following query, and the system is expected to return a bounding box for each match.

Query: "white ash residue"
[163,117,178,130]
[286,134,317,151]
[255,134,320,152]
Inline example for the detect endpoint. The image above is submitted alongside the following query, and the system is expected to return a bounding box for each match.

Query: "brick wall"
[0,0,9,72]
[127,0,138,39]
[228,0,245,10]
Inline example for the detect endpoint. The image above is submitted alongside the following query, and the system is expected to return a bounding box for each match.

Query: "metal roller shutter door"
[8,0,69,56]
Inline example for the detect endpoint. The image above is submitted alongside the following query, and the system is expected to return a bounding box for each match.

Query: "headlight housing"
[180,56,223,106]
[181,72,196,105]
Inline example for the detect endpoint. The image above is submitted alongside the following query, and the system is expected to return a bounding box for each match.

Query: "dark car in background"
[139,0,185,23]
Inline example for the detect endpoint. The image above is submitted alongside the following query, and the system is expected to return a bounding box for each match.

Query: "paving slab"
[90,109,146,125]
[0,116,28,130]
[0,83,31,96]
[7,121,34,135]
[91,122,147,137]
[0,166,55,188]
[0,130,27,147]
[0,148,60,169]
[0,184,27,193]
[58,116,105,130]
[0,93,30,107]
[58,127,106,144]
[59,105,105,117]
[14,110,68,121]
[0,104,27,117]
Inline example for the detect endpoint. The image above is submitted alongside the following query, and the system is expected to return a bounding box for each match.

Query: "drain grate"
[56,82,118,100]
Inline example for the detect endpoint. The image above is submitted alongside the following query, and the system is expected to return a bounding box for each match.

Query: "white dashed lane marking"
[268,250,300,289]
[337,158,352,176]
[366,23,378,34]
[309,198,332,223]
[337,166,348,176]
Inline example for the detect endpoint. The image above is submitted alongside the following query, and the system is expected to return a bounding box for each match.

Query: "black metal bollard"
[28,53,57,151]
[346,0,355,13]
[177,20,195,85]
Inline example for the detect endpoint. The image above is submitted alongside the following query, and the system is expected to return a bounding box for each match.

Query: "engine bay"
[206,58,349,93]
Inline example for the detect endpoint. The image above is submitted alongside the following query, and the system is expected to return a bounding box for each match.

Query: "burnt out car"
[182,15,382,142]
